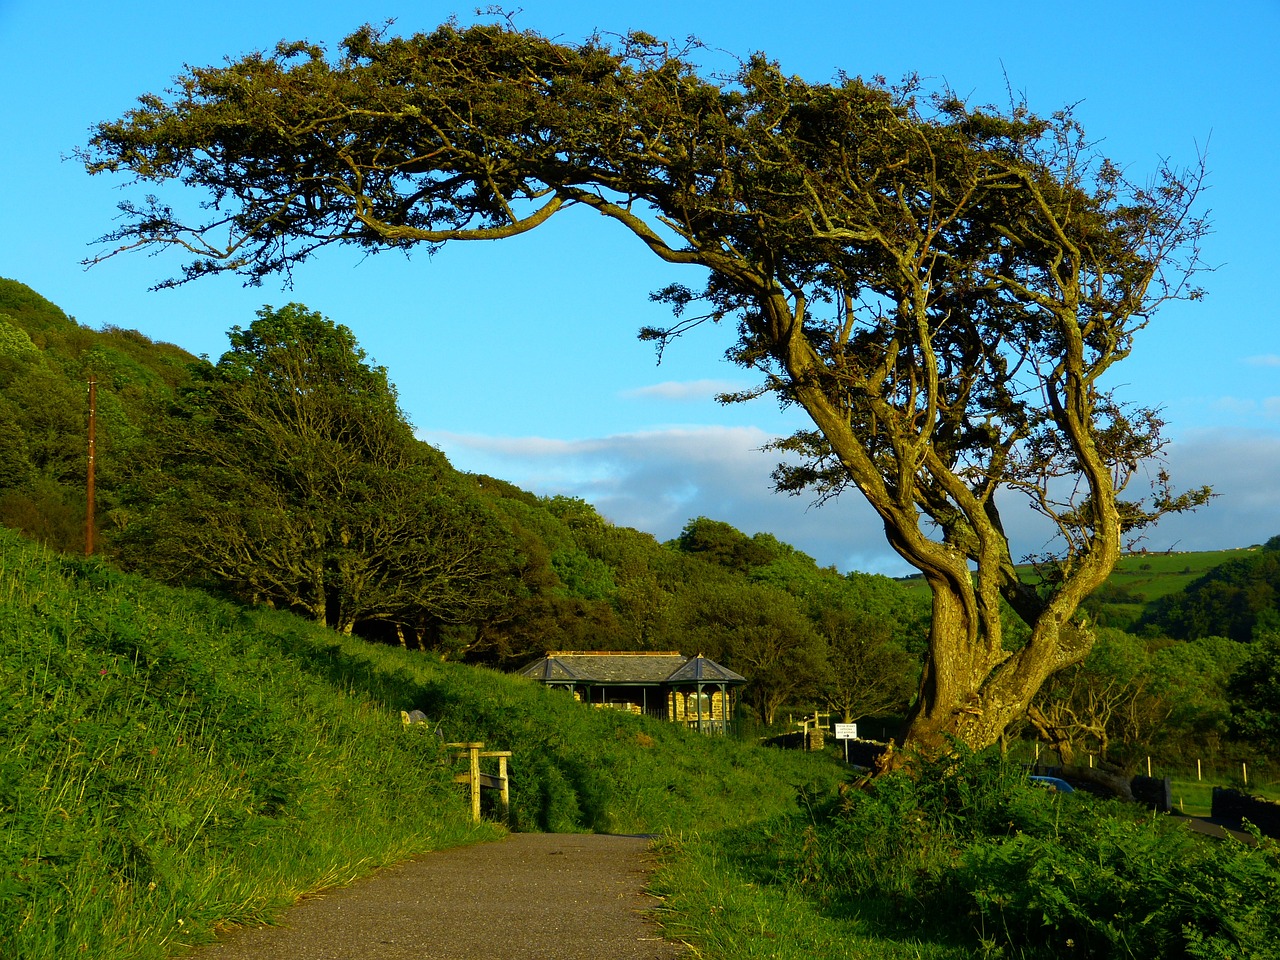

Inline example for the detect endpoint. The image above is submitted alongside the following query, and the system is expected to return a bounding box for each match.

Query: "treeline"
[0,279,926,727]
[6,276,1278,760]
[1024,539,1280,770]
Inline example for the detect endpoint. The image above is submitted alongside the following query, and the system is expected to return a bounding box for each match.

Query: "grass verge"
[1,528,844,958]
[652,749,1280,960]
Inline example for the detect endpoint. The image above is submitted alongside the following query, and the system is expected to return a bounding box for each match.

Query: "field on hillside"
[1105,547,1259,598]
[896,546,1262,628]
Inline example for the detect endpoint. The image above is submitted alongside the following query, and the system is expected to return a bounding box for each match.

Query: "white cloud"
[1244,355,1280,367]
[619,379,745,402]
[419,425,1280,576]
[1140,429,1280,551]
[423,425,913,574]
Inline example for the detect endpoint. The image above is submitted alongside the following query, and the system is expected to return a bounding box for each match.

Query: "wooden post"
[468,745,481,822]
[448,743,512,823]
[494,753,510,821]
[85,377,96,556]
[449,742,485,822]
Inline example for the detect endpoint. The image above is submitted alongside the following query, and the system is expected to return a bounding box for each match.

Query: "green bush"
[662,747,1280,959]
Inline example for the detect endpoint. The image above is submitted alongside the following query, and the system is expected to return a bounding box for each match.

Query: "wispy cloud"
[423,425,913,574]
[619,379,745,402]
[419,425,1280,575]
[1211,396,1280,420]
[1244,355,1280,367]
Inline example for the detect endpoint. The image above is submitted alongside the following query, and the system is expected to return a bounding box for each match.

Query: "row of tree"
[3,276,1276,759]
[0,279,926,725]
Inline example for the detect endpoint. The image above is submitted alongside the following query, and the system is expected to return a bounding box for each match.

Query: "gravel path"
[189,833,686,960]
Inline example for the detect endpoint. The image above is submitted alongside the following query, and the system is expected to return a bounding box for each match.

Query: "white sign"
[834,723,858,740]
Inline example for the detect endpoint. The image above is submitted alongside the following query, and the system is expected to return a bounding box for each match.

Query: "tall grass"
[653,749,1280,960]
[0,529,844,958]
[0,532,493,959]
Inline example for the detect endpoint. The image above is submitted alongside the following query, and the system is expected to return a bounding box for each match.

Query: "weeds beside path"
[187,833,685,960]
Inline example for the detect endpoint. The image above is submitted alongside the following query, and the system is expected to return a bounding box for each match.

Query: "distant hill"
[0,278,928,727]
[896,545,1275,635]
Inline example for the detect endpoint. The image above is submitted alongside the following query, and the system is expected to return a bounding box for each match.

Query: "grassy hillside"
[0,528,843,960]
[897,546,1267,631]
[1104,548,1260,599]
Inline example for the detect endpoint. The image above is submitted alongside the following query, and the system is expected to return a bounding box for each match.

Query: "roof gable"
[517,651,745,685]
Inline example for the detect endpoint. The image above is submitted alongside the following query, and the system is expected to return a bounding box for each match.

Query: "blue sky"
[2,0,1278,574]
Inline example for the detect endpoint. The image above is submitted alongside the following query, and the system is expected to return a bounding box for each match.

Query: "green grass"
[1104,548,1257,601]
[654,751,1280,960]
[0,528,844,959]
[897,548,1254,601]
[896,546,1263,630]
[651,831,970,960]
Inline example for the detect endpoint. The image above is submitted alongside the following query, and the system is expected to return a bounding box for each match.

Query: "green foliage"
[656,749,1280,960]
[0,278,200,553]
[1029,629,1249,769]
[0,526,846,959]
[676,517,780,572]
[1228,631,1280,748]
[1139,546,1280,642]
[114,304,521,637]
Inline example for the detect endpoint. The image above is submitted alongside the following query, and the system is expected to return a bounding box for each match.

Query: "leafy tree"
[81,21,1210,759]
[815,603,916,723]
[676,577,828,725]
[1154,634,1248,761]
[1028,630,1248,769]
[118,304,519,635]
[1227,622,1280,751]
[675,517,778,573]
[1138,547,1280,642]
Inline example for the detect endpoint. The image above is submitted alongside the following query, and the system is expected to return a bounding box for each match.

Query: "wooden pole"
[468,745,481,822]
[85,377,96,556]
[497,754,510,822]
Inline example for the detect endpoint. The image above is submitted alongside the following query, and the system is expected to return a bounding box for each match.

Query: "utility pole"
[86,376,96,556]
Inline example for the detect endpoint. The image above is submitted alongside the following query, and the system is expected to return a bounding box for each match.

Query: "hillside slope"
[0,528,842,959]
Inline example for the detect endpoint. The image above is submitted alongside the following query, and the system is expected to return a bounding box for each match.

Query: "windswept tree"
[118,304,519,636]
[82,21,1210,760]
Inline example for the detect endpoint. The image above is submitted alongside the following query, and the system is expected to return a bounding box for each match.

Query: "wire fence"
[1009,740,1279,794]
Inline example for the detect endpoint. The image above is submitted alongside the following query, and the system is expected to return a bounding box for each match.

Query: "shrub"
[763,747,1280,958]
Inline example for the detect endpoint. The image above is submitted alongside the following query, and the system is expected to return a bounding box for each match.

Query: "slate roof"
[517,651,746,686]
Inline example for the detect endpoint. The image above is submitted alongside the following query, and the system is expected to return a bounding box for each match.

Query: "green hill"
[0,276,930,730]
[0,527,842,960]
[896,546,1270,632]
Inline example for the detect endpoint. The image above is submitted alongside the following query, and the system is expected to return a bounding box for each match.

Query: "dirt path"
[189,833,686,960]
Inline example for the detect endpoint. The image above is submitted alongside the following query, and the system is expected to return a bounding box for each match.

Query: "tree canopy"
[1139,544,1280,643]
[116,304,521,636]
[81,20,1211,758]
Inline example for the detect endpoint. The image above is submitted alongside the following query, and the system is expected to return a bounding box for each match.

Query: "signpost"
[834,723,858,762]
